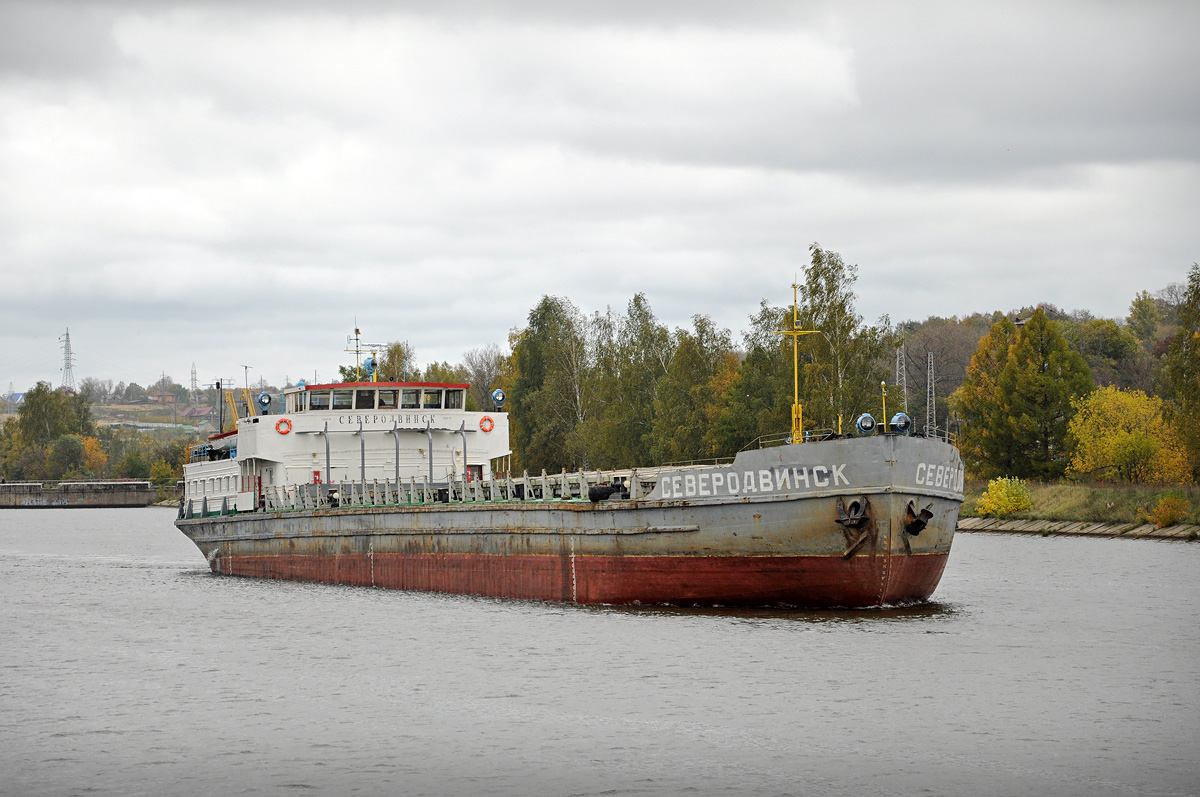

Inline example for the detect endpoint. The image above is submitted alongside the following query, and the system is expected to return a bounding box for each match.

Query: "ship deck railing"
[737,429,839,452]
[182,467,675,518]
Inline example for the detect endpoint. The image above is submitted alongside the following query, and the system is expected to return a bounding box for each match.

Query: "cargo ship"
[175,307,964,608]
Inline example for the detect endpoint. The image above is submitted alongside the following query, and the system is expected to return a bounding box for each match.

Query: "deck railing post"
[424,421,434,484]
[390,422,400,484]
[456,421,468,503]
[319,421,331,485]
[357,422,366,483]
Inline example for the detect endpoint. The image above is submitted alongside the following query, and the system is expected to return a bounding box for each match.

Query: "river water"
[0,507,1196,797]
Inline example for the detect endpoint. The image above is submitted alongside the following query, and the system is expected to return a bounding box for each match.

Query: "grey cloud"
[0,2,125,78]
[0,1,1196,392]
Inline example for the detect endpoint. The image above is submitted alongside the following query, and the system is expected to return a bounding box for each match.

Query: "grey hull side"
[176,435,963,607]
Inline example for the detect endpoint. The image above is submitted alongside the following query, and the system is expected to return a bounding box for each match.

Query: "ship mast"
[346,326,363,381]
[774,283,820,443]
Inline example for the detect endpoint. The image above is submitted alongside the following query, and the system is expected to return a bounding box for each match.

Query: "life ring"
[275,418,292,435]
[480,416,494,433]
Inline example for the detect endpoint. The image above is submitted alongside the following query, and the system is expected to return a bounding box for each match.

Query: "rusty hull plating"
[176,435,963,608]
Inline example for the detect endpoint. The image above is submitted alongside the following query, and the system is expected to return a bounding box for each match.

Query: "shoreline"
[957,516,1198,540]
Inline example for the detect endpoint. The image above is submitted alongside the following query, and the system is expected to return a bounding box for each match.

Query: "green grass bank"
[961,481,1200,526]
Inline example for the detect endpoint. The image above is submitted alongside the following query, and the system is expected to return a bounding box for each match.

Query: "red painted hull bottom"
[212,551,951,608]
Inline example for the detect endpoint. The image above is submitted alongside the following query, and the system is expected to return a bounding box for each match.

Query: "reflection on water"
[603,600,959,624]
[1,508,1198,797]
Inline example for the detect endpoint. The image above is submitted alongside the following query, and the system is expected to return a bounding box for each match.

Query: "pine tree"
[999,310,1093,478]
[956,318,1019,477]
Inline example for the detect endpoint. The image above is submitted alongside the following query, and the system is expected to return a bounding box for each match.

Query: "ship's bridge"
[282,382,467,413]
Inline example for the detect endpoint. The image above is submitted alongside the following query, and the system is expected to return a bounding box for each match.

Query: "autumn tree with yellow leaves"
[1066,387,1191,485]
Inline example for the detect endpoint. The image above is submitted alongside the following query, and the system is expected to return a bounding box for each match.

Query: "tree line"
[3,246,1197,487]
[0,382,187,484]
[490,248,1198,485]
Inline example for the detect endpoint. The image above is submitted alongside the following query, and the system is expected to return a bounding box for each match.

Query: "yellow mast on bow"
[774,283,820,443]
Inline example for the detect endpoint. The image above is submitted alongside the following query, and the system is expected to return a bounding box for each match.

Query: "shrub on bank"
[1146,494,1192,528]
[975,477,1033,518]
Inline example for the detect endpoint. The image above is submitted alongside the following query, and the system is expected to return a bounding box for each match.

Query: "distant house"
[181,406,217,422]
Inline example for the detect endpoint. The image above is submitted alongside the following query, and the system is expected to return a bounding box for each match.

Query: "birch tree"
[650,315,737,464]
[510,296,596,471]
[796,244,894,432]
[587,294,675,468]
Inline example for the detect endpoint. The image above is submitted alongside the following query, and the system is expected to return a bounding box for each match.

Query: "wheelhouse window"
[401,389,420,409]
[378,390,398,409]
[309,391,331,411]
[445,389,464,410]
[355,389,375,410]
[422,389,442,409]
[332,390,354,410]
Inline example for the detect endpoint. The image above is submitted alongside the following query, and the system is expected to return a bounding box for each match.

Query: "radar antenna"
[344,323,386,382]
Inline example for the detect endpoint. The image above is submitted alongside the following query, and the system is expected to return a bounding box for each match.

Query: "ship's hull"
[208,549,950,608]
[176,436,963,608]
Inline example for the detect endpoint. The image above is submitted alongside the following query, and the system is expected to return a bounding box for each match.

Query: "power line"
[926,352,937,438]
[59,329,76,391]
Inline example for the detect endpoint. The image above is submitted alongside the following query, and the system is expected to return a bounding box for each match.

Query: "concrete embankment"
[0,482,158,508]
[957,516,1199,540]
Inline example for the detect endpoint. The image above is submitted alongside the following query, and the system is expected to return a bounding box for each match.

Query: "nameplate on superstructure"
[335,413,447,428]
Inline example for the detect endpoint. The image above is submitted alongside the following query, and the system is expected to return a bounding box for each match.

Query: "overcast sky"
[1,0,1196,394]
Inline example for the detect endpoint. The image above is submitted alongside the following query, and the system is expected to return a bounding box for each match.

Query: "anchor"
[904,500,934,536]
[836,496,872,559]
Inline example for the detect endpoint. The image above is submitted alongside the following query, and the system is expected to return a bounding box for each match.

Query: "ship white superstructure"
[183,381,510,512]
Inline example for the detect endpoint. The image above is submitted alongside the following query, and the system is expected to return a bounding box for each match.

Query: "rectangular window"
[444,389,463,409]
[355,389,376,410]
[422,389,442,409]
[332,390,354,410]
[309,391,331,411]
[378,390,398,409]
[401,389,420,409]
